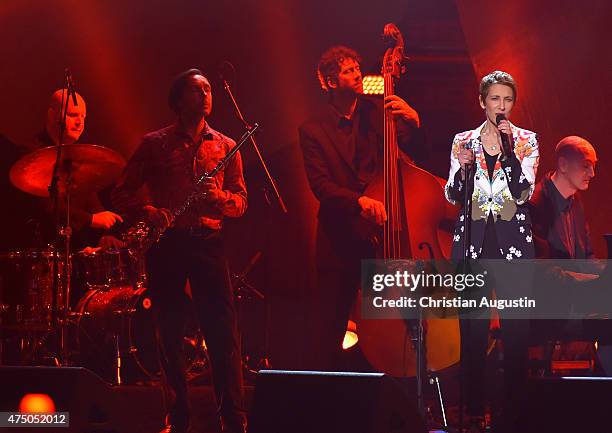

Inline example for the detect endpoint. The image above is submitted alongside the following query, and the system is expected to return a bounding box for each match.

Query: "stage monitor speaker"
[247,370,427,433]
[0,366,128,432]
[526,376,612,433]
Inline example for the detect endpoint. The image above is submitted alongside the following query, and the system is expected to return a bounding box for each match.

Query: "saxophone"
[121,124,259,256]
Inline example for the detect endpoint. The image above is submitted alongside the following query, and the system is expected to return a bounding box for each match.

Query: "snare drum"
[72,248,138,292]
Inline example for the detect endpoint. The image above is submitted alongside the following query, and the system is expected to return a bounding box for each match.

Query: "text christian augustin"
[368,270,536,311]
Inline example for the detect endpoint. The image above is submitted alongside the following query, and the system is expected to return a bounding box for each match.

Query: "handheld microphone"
[495,114,513,160]
[65,69,78,106]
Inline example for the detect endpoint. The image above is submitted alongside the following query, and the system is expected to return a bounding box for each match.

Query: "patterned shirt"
[112,122,247,230]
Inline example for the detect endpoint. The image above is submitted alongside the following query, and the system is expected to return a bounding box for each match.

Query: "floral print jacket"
[444,121,539,261]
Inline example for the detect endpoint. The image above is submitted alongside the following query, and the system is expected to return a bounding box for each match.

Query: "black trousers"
[310,221,370,371]
[146,228,244,431]
[460,303,530,420]
[312,264,360,370]
[460,222,532,428]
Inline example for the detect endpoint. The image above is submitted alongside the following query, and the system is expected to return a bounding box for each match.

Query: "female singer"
[444,70,539,432]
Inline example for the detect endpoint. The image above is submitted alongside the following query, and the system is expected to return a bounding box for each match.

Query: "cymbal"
[9,144,126,197]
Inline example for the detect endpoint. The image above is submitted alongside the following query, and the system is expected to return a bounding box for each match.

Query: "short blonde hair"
[479,70,517,101]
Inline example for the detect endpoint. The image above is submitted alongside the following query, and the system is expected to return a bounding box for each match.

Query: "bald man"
[529,137,605,358]
[530,136,598,261]
[44,89,87,147]
[37,89,123,235]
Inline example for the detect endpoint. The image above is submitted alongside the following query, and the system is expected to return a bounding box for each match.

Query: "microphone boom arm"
[221,74,288,213]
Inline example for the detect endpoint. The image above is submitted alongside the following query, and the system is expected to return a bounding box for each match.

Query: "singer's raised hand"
[497,119,512,136]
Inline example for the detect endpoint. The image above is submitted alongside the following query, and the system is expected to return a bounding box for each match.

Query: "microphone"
[219,60,236,93]
[65,69,78,106]
[495,114,513,160]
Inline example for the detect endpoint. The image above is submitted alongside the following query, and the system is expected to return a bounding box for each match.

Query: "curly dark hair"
[316,46,362,92]
[479,70,517,102]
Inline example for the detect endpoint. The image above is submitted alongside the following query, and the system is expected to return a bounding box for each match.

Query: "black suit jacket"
[529,174,594,260]
[299,96,419,266]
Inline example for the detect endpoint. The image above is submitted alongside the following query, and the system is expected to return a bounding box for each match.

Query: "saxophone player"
[112,68,247,433]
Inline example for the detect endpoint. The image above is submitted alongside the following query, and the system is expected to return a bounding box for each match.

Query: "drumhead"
[74,286,206,384]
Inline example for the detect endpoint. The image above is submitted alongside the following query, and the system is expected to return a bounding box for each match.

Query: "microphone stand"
[461,161,475,268]
[221,77,287,214]
[48,70,76,365]
[459,155,475,433]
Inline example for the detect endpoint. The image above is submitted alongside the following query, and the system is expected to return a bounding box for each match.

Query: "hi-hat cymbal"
[9,144,126,197]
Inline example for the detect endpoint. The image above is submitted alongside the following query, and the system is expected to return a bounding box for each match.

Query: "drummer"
[36,89,124,243]
[32,89,127,252]
[2,90,124,250]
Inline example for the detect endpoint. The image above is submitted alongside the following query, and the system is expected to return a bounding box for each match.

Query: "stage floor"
[113,384,254,433]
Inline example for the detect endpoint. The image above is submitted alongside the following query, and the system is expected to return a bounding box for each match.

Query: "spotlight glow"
[362,75,384,95]
[342,320,359,350]
[18,394,55,413]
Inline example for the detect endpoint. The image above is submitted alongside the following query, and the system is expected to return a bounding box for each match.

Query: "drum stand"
[113,332,123,385]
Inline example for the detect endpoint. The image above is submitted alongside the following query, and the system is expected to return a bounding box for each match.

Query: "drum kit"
[0,143,208,384]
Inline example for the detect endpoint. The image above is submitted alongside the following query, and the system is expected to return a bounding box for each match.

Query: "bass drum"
[75,286,206,384]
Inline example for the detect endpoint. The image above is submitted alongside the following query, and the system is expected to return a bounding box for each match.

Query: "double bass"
[356,24,460,377]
